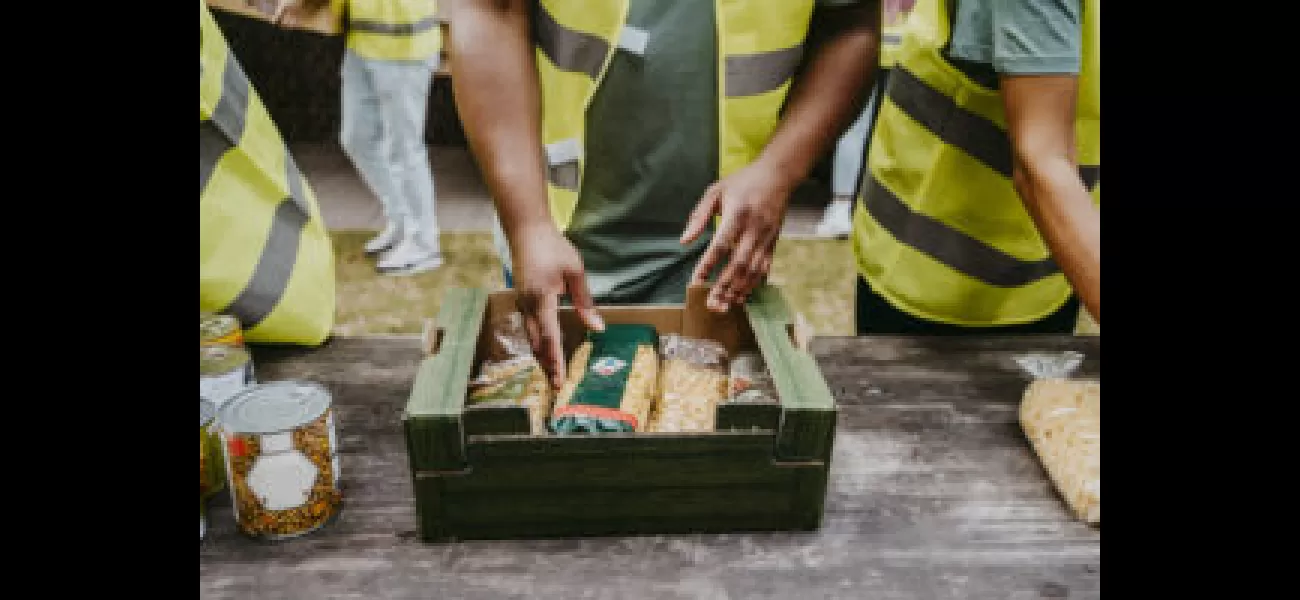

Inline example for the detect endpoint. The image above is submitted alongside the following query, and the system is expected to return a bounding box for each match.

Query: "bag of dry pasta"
[649,335,729,433]
[550,324,660,434]
[1014,351,1099,525]
[728,351,778,403]
[466,312,553,435]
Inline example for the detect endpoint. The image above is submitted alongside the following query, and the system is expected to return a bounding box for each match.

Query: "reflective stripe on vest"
[852,0,1100,326]
[201,1,336,344]
[534,0,814,230]
[346,0,441,61]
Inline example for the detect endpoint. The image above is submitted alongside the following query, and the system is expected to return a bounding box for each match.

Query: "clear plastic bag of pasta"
[1014,351,1099,525]
[466,312,554,435]
[649,335,729,433]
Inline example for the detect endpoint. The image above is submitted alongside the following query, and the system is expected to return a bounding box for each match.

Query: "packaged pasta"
[467,312,554,435]
[649,335,729,433]
[551,324,660,434]
[728,351,778,403]
[1014,351,1100,525]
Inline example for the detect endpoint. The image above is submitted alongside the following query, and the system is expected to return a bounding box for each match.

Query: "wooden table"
[200,335,1100,599]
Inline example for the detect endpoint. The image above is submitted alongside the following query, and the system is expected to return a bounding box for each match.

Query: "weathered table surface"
[200,334,1100,600]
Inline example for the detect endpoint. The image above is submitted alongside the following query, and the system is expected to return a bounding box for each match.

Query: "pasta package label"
[551,325,660,434]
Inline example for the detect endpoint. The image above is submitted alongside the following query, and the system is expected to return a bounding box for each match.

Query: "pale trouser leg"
[339,50,406,228]
[372,54,440,254]
[831,72,886,198]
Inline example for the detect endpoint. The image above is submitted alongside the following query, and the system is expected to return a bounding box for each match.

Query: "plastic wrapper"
[467,312,554,435]
[648,335,729,433]
[1014,351,1100,525]
[551,325,660,434]
[728,351,778,403]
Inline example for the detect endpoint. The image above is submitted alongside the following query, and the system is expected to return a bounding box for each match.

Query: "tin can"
[200,312,245,348]
[200,398,226,500]
[200,344,254,408]
[218,381,342,540]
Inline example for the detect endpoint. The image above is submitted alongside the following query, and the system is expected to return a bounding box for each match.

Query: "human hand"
[681,160,795,312]
[510,223,605,389]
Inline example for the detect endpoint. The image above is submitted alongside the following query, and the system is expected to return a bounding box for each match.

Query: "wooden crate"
[402,285,836,542]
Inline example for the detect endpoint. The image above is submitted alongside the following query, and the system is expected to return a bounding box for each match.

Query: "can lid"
[200,344,250,374]
[200,398,217,428]
[218,380,332,434]
[200,313,240,338]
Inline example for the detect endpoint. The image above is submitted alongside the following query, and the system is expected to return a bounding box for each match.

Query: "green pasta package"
[550,324,660,434]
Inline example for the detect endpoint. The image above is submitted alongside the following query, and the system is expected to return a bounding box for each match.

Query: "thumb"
[564,268,604,332]
[681,182,722,245]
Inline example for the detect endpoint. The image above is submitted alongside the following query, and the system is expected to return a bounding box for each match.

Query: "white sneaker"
[815,198,855,239]
[376,236,443,276]
[364,221,401,255]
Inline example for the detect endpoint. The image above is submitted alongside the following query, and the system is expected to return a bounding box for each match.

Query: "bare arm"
[685,1,881,311]
[756,1,882,195]
[448,0,602,389]
[1000,74,1101,323]
[447,0,551,237]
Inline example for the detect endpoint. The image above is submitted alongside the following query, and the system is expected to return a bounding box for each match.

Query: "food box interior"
[403,285,836,541]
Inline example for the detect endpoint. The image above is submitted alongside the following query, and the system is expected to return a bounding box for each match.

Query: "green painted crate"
[402,285,836,542]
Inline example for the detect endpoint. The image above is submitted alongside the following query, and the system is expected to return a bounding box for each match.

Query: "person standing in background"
[275,0,444,276]
[815,0,914,238]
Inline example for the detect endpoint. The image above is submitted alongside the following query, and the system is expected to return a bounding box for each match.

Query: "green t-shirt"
[946,0,1084,78]
[566,0,859,304]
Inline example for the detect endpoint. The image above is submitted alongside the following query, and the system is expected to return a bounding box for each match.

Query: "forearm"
[1013,160,1101,322]
[755,2,881,188]
[448,0,553,243]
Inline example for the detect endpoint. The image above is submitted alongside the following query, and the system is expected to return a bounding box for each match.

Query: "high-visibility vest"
[342,0,441,62]
[535,0,815,230]
[201,1,336,345]
[879,0,916,69]
[852,0,1099,327]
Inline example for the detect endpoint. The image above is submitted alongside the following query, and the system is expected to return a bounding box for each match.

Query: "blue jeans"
[339,50,441,251]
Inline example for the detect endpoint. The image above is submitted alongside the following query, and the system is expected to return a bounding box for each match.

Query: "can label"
[246,432,318,511]
[200,364,250,408]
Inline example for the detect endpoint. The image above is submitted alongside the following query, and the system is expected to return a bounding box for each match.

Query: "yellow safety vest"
[201,1,336,345]
[535,0,815,230]
[852,0,1099,326]
[343,0,441,62]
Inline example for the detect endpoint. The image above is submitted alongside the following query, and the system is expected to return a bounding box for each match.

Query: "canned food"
[200,345,253,408]
[218,381,342,540]
[200,399,225,500]
[200,312,245,348]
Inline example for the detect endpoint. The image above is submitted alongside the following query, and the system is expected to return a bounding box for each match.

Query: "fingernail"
[592,313,606,331]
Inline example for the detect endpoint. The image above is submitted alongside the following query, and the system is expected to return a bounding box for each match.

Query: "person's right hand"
[510,223,605,390]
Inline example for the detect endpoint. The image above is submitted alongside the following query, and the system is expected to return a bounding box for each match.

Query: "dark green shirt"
[566,0,859,304]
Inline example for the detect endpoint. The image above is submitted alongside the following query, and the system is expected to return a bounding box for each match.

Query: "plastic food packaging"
[648,335,729,433]
[467,313,554,435]
[1014,351,1100,525]
[728,352,778,403]
[551,324,660,434]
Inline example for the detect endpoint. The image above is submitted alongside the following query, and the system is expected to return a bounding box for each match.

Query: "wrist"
[752,151,807,196]
[505,217,563,253]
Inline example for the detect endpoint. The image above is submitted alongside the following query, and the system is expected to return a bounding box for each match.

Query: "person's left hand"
[681,160,796,313]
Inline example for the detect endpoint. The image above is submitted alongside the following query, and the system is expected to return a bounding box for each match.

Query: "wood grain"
[200,335,1100,600]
